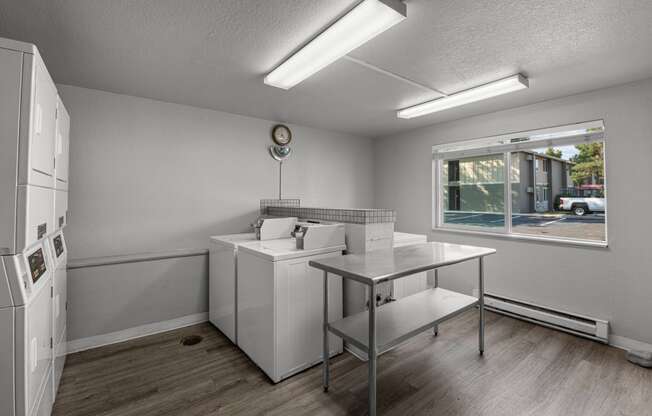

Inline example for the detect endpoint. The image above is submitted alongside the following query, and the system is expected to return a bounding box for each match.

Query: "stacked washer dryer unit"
[0,37,69,416]
[47,228,68,399]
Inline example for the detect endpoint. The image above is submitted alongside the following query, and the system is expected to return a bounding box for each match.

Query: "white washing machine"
[46,231,67,398]
[208,219,299,344]
[237,238,345,383]
[0,241,54,416]
[208,233,257,344]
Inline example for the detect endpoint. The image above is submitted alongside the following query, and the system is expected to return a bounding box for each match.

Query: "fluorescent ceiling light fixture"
[397,74,529,119]
[264,0,406,90]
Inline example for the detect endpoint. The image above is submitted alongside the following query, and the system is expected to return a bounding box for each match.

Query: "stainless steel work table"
[309,242,496,416]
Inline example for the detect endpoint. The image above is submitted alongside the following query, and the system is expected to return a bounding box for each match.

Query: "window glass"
[442,154,505,228]
[434,121,607,244]
[511,143,606,242]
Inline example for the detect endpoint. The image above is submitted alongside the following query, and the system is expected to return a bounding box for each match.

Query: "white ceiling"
[1,0,651,138]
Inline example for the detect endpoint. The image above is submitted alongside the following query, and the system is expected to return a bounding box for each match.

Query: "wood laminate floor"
[53,310,652,416]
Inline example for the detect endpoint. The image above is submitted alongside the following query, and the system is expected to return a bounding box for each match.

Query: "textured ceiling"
[1,0,651,138]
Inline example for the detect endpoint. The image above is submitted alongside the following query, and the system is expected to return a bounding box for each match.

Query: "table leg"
[323,270,330,392]
[479,257,485,355]
[368,283,377,416]
[433,269,439,336]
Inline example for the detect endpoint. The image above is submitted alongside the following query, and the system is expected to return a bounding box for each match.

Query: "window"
[442,154,506,228]
[536,157,549,173]
[433,121,607,245]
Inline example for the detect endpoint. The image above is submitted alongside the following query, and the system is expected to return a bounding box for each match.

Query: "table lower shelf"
[328,287,478,355]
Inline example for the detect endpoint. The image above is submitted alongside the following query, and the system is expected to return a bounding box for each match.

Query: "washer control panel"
[28,248,47,283]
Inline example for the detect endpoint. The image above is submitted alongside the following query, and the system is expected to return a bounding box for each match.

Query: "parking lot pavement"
[443,212,505,227]
[443,211,606,241]
[444,212,605,226]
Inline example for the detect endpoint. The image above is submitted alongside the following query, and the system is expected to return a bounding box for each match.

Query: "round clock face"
[272,124,292,146]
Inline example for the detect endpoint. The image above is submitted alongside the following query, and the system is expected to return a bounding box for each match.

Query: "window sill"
[432,226,608,249]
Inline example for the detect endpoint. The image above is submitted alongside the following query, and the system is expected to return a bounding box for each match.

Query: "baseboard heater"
[480,292,609,343]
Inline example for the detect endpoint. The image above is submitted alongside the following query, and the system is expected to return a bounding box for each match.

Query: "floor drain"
[180,335,203,346]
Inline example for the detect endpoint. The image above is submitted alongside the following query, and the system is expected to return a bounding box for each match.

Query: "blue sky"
[533,145,578,161]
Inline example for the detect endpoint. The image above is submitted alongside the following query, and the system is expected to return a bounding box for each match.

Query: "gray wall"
[59,85,375,341]
[374,78,652,344]
[67,256,208,341]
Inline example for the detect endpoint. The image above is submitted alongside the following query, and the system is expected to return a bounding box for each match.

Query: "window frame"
[432,121,608,248]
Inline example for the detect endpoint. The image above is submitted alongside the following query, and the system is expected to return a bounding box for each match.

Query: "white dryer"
[0,241,54,416]
[0,36,69,416]
[46,231,67,398]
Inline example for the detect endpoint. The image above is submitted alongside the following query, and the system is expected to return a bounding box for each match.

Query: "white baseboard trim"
[66,312,209,354]
[65,311,652,357]
[609,334,652,352]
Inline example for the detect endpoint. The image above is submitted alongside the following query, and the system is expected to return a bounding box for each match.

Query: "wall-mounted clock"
[271,124,292,146]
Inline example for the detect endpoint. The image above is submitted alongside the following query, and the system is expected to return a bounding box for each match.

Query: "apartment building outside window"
[433,121,607,246]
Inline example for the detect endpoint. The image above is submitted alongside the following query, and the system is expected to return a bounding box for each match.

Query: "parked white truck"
[559,197,605,216]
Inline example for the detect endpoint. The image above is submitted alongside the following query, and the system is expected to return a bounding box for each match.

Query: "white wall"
[374,78,652,345]
[58,85,374,259]
[58,85,375,342]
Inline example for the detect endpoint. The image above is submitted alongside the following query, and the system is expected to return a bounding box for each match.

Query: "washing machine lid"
[209,233,257,249]
[238,238,346,262]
